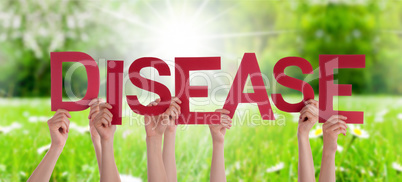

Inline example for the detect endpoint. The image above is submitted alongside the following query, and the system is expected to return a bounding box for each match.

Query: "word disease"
[50,52,365,125]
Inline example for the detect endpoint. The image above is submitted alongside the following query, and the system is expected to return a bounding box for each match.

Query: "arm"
[209,109,232,182]
[88,98,102,175]
[93,103,121,182]
[318,115,347,182]
[297,99,318,182]
[144,99,170,182]
[162,97,181,182]
[28,109,71,182]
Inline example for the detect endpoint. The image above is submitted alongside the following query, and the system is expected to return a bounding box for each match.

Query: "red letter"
[175,57,221,124]
[272,57,314,112]
[223,53,274,120]
[319,55,365,124]
[127,57,171,115]
[107,60,124,125]
[51,52,99,111]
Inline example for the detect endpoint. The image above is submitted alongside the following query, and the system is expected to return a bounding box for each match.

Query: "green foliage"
[0,96,401,181]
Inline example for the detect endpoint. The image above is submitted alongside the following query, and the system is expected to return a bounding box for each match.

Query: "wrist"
[297,132,309,141]
[323,146,337,155]
[100,136,114,145]
[49,144,64,154]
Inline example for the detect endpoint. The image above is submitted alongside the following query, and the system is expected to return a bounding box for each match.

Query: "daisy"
[120,174,142,182]
[0,122,22,134]
[337,145,344,152]
[266,162,284,173]
[349,125,369,139]
[392,162,402,172]
[28,116,49,123]
[37,144,51,154]
[69,122,90,134]
[397,113,402,120]
[309,126,323,138]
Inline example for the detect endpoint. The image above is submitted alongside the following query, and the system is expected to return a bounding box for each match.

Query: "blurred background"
[0,0,402,181]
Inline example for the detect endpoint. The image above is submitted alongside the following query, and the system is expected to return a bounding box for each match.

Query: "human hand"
[165,97,181,133]
[322,115,347,153]
[93,103,115,142]
[209,109,232,144]
[297,99,318,138]
[88,98,104,140]
[47,109,71,148]
[144,98,177,138]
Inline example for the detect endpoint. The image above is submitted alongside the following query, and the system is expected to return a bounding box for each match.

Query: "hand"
[322,115,347,153]
[209,109,232,144]
[144,98,178,138]
[297,99,318,137]
[88,98,103,140]
[93,103,115,141]
[165,97,181,133]
[47,109,71,148]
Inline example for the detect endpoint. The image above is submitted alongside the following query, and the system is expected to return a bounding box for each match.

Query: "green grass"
[0,96,402,181]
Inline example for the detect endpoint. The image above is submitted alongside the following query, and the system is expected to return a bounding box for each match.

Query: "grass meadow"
[0,96,401,181]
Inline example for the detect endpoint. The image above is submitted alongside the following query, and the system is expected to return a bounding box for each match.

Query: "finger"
[300,105,318,116]
[305,99,318,107]
[102,112,113,122]
[154,98,161,104]
[170,102,181,113]
[89,98,100,106]
[103,109,113,118]
[300,108,318,119]
[60,121,68,134]
[151,101,158,106]
[215,109,230,115]
[88,108,99,119]
[61,117,70,132]
[101,118,109,127]
[172,97,182,104]
[327,122,347,132]
[100,103,112,110]
[56,109,71,118]
[300,112,315,123]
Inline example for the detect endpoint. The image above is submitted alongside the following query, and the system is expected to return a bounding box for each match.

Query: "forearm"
[91,137,102,175]
[297,134,315,182]
[147,136,168,182]
[100,139,120,182]
[163,132,177,182]
[210,141,226,182]
[318,149,336,182]
[28,145,63,182]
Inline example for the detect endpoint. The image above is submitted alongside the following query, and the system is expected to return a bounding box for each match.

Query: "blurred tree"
[0,0,112,97]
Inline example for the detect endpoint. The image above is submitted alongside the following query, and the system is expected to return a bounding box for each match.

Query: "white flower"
[235,161,241,170]
[392,162,402,172]
[337,145,344,152]
[374,109,388,123]
[28,116,49,123]
[309,126,323,138]
[69,122,90,134]
[122,130,133,139]
[336,166,348,172]
[349,125,369,138]
[397,113,402,120]
[0,122,22,134]
[37,144,51,154]
[266,162,284,173]
[120,174,142,182]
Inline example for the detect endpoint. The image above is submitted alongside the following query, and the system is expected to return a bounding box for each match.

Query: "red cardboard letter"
[127,57,171,115]
[107,60,124,125]
[51,52,99,111]
[175,57,221,124]
[319,55,365,124]
[223,53,275,120]
[271,57,315,112]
